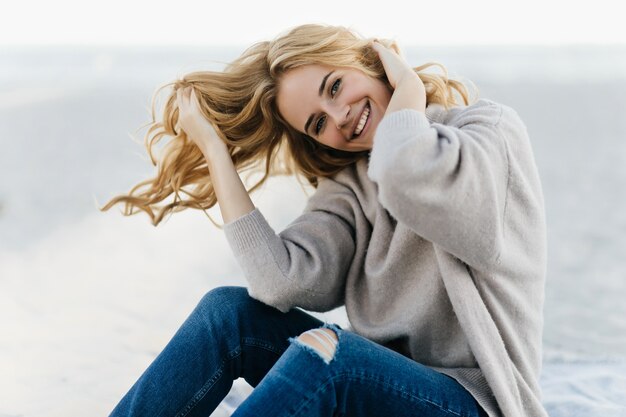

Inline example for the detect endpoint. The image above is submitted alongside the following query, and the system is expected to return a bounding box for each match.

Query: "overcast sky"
[1,0,624,46]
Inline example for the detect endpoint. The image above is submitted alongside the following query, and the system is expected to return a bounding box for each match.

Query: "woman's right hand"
[176,85,255,223]
[176,86,227,156]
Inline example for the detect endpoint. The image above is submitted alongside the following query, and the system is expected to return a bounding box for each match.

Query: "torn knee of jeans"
[291,327,339,365]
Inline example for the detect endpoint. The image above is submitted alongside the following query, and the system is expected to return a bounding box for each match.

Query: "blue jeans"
[109,286,489,417]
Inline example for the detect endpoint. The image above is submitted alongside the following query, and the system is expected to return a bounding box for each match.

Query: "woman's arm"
[368,42,511,269]
[177,86,354,313]
[222,180,357,313]
[204,140,255,224]
[177,86,255,224]
[367,101,509,270]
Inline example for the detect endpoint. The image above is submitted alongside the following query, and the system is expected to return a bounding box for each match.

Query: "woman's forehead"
[277,64,335,130]
[280,64,334,96]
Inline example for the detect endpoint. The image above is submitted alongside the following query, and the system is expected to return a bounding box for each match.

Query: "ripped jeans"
[108,286,489,417]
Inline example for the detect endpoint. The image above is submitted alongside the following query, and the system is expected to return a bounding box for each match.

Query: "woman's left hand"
[371,41,427,114]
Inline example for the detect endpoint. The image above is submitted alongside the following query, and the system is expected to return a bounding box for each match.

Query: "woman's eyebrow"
[304,70,335,134]
[318,70,334,96]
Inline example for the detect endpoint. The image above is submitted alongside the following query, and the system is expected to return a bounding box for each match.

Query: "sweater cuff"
[367,109,431,182]
[223,207,275,255]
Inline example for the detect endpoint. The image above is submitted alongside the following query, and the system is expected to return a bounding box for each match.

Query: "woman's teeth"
[353,103,370,137]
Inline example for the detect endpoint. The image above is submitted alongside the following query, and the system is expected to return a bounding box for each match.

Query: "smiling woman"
[99,24,471,226]
[100,23,549,417]
[276,64,392,152]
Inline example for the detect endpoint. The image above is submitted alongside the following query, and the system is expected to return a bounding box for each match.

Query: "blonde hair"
[100,24,477,227]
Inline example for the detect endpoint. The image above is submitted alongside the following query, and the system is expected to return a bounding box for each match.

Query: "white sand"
[2,45,625,416]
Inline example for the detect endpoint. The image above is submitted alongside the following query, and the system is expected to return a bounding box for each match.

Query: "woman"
[102,24,548,417]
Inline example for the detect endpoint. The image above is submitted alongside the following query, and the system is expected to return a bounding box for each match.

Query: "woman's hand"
[370,41,427,114]
[176,86,227,156]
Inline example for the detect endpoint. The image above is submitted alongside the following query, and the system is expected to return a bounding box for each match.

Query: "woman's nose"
[328,104,350,130]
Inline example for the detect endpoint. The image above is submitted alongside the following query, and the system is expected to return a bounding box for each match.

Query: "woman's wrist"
[201,138,229,164]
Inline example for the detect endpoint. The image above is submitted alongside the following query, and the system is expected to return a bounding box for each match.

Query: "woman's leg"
[108,286,326,417]
[232,323,489,417]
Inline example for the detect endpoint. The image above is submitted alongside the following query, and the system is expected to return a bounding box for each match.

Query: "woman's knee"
[295,328,339,364]
[192,285,308,336]
[196,285,250,313]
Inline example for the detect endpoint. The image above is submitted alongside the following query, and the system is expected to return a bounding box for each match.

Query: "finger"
[370,42,387,63]
[370,40,383,53]
[371,40,390,51]
[189,88,199,108]
[184,86,194,106]
[177,87,187,109]
[371,43,395,66]
[371,42,393,66]
[374,43,398,59]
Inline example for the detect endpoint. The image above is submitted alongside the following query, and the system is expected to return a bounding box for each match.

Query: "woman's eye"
[315,116,326,134]
[314,79,340,134]
[330,79,341,96]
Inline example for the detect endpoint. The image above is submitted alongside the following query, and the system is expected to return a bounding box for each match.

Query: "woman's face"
[276,64,392,152]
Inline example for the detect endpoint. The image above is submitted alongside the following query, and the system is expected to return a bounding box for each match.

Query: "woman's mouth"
[351,102,371,140]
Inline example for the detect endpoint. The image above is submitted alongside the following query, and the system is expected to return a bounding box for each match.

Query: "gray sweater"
[223,98,548,417]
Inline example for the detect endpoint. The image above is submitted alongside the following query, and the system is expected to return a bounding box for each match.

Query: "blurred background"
[1,1,625,416]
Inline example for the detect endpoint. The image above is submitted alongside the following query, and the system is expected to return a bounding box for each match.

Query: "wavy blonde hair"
[100,24,477,227]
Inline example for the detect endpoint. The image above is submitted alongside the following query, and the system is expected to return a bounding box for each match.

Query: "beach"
[1,44,625,416]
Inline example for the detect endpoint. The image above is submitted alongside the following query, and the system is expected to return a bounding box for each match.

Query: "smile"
[351,102,371,139]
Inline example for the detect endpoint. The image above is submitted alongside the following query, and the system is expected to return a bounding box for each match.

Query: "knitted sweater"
[223,98,548,417]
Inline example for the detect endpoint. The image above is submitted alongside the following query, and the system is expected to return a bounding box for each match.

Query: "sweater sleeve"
[222,178,356,313]
[367,100,509,269]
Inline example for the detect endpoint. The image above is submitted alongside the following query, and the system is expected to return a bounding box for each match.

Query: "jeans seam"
[175,346,242,417]
[176,337,286,417]
[241,336,285,356]
[291,371,468,417]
